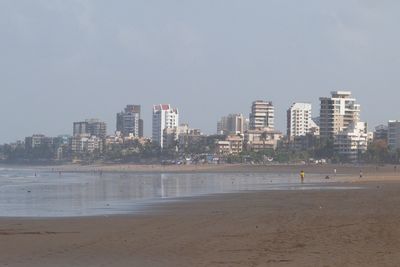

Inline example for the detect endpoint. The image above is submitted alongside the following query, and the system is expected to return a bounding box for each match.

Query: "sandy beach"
[1,169,400,266]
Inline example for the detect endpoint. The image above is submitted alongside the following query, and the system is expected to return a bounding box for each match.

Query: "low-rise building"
[244,128,283,151]
[163,124,204,151]
[215,134,244,156]
[70,134,103,154]
[25,135,54,150]
[215,141,231,155]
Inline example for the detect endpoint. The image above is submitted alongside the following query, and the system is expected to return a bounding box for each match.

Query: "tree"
[364,140,390,164]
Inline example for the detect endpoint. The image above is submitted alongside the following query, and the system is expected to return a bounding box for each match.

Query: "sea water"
[0,166,361,217]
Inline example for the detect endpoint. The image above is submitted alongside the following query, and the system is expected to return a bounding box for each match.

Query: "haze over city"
[1,0,400,143]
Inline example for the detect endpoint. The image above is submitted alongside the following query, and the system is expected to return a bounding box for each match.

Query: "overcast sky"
[1,0,400,143]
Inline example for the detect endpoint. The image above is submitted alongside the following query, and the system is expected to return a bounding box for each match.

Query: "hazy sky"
[1,0,400,143]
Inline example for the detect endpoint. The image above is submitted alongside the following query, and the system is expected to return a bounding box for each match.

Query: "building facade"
[319,91,360,140]
[249,100,275,130]
[374,124,388,142]
[334,122,368,162]
[287,102,319,139]
[73,119,107,138]
[116,105,143,138]
[86,119,107,139]
[217,114,245,135]
[244,128,283,151]
[73,121,88,136]
[25,135,54,150]
[388,120,400,151]
[152,104,179,148]
[70,134,103,154]
[216,134,244,156]
[163,124,204,151]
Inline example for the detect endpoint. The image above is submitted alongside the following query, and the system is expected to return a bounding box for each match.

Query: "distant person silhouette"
[300,170,305,183]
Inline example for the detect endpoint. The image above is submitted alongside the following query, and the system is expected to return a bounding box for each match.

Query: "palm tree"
[260,131,268,151]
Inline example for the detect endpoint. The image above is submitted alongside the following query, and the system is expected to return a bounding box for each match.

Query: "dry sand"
[1,173,400,266]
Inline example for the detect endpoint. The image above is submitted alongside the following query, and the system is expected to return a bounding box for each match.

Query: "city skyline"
[0,92,395,143]
[2,1,400,143]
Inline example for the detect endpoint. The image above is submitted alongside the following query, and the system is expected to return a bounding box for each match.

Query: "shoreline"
[14,162,399,175]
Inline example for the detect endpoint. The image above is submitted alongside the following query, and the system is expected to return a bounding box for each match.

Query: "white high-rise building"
[152,104,179,148]
[249,100,274,130]
[319,91,360,139]
[287,103,319,138]
[334,122,368,162]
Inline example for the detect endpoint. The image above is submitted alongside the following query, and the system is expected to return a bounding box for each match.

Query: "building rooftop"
[331,91,352,97]
[153,104,171,111]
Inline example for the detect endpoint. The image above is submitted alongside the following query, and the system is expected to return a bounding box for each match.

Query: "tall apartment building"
[217,114,245,135]
[152,104,179,148]
[116,105,144,137]
[388,120,400,151]
[73,121,88,136]
[319,91,360,140]
[374,125,388,142]
[86,119,107,139]
[287,103,319,138]
[73,119,107,138]
[249,100,274,130]
[334,122,368,162]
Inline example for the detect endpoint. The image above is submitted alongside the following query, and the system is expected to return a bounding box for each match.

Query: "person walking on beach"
[359,170,363,178]
[300,170,305,183]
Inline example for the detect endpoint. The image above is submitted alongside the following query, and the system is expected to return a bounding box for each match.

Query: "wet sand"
[2,177,400,266]
[46,162,400,175]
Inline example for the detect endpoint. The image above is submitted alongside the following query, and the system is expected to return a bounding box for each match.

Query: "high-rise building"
[73,121,88,136]
[319,91,360,140]
[249,100,274,130]
[374,125,388,142]
[388,120,400,151]
[217,114,245,135]
[152,104,179,148]
[73,119,107,138]
[287,103,319,138]
[116,105,143,137]
[334,122,368,162]
[86,119,107,139]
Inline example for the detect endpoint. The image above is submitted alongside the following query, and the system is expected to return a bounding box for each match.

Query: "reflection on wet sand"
[0,168,360,217]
